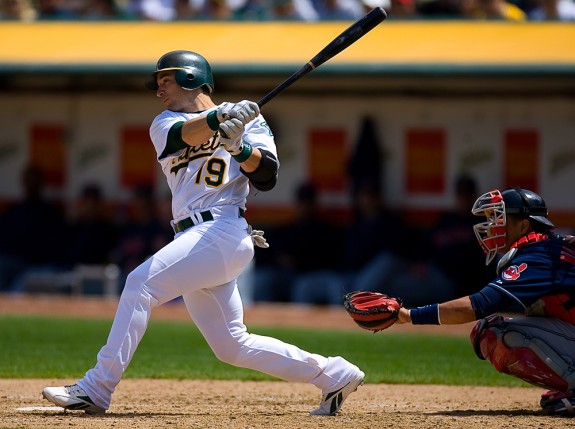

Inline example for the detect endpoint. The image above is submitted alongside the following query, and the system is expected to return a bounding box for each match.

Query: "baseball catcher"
[344,187,575,416]
[343,291,402,332]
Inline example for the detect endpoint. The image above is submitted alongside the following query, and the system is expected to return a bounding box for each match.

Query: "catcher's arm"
[399,296,476,325]
[396,307,411,324]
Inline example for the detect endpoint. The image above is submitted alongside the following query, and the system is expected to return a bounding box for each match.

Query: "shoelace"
[64,384,83,395]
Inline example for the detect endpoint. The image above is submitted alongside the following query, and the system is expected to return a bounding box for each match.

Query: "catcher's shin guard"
[470,316,575,392]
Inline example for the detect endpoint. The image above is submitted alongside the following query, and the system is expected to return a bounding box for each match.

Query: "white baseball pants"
[78,212,358,409]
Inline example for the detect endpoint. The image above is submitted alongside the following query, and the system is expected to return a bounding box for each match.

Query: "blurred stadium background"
[0,8,574,299]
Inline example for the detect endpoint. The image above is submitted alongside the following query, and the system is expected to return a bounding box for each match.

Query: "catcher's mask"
[471,187,554,265]
[145,50,214,94]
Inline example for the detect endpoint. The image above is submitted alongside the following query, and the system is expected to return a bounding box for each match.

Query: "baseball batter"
[42,50,364,416]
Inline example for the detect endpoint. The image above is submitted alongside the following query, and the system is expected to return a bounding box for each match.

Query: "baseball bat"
[257,7,387,108]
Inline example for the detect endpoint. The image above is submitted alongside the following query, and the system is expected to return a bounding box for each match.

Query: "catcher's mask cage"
[471,187,555,265]
[145,50,214,94]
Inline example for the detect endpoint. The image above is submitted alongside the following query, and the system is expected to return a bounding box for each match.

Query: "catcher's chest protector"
[471,315,575,392]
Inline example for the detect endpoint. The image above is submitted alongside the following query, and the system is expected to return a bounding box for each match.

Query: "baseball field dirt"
[0,295,569,429]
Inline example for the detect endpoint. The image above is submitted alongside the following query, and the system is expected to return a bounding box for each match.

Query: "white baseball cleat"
[42,384,105,415]
[310,369,365,416]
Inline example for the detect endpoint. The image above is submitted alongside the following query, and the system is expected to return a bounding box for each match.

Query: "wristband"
[410,304,441,325]
[206,111,220,131]
[232,141,253,163]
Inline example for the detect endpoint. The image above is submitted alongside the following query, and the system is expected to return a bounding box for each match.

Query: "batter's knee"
[209,333,247,365]
[119,269,160,309]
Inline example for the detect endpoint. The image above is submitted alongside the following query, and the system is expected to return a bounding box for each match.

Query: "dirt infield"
[0,295,569,429]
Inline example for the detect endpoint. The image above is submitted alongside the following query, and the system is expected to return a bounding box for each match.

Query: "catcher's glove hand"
[343,291,403,333]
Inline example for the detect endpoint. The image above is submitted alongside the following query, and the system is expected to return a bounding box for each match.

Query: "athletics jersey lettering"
[170,135,220,175]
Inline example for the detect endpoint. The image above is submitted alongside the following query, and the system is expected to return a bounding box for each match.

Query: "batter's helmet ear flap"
[145,50,214,93]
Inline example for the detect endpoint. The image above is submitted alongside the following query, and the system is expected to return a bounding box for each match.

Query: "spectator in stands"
[343,179,407,295]
[528,0,575,20]
[174,0,199,17]
[82,0,126,19]
[253,181,344,305]
[287,182,346,306]
[127,0,177,20]
[64,184,118,266]
[378,175,492,307]
[342,178,456,307]
[0,164,67,292]
[310,0,364,20]
[389,0,419,17]
[466,0,527,19]
[427,173,493,298]
[417,0,464,17]
[359,0,390,14]
[35,0,77,19]
[267,0,319,20]
[252,226,294,303]
[111,185,172,285]
[0,0,37,20]
[187,0,234,19]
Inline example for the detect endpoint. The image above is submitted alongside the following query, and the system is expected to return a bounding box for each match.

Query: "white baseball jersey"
[149,105,277,222]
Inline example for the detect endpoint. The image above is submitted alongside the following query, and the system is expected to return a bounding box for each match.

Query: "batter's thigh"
[140,218,254,305]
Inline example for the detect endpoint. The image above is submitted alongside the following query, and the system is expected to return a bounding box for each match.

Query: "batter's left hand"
[228,100,260,124]
[219,118,245,155]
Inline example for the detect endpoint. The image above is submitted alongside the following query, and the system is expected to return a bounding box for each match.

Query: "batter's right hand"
[216,102,234,123]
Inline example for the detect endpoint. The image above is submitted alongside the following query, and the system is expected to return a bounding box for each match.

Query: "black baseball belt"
[173,207,245,234]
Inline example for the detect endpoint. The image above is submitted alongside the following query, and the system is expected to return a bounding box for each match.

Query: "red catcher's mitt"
[343,291,403,333]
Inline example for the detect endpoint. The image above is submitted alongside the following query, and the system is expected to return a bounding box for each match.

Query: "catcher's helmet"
[145,50,214,93]
[501,187,555,230]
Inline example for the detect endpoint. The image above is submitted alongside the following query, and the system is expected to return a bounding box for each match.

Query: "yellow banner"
[1,21,574,67]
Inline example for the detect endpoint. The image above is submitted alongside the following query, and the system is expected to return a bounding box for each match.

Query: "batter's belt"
[173,207,245,233]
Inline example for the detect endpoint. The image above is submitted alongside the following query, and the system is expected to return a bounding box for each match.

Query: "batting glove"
[228,100,260,124]
[219,118,245,155]
[215,102,234,123]
[249,225,269,248]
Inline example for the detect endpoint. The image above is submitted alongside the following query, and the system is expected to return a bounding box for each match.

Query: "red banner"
[308,128,347,192]
[29,124,67,186]
[120,126,156,188]
[405,129,445,194]
[504,129,538,192]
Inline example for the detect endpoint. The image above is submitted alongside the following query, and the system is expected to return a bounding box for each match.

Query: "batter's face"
[155,71,190,111]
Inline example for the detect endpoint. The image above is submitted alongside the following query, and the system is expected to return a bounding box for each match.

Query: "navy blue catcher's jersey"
[470,233,575,322]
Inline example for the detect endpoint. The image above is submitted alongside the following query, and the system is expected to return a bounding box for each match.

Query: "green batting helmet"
[145,50,214,93]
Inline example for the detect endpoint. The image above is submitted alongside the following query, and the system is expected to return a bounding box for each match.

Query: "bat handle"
[257,91,275,108]
[257,65,312,108]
